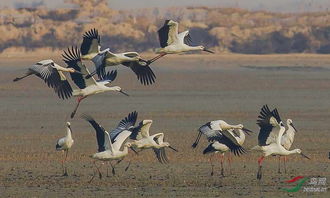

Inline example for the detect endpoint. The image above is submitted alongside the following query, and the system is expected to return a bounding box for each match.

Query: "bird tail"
[72,89,82,96]
[203,143,215,154]
[55,143,62,151]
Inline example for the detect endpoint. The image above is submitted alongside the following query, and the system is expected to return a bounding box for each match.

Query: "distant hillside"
[1,0,330,54]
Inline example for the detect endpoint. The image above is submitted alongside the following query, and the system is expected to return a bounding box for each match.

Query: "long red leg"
[278,156,281,174]
[220,154,224,177]
[148,53,166,64]
[71,96,85,118]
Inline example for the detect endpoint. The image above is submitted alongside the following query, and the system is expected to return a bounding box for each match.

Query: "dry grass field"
[0,53,329,197]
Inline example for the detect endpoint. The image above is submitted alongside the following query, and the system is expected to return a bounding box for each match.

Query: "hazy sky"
[0,0,329,12]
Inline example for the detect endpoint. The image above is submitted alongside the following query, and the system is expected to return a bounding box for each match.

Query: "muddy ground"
[0,54,329,197]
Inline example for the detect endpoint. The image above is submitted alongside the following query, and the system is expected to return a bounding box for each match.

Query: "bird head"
[66,122,71,126]
[111,86,129,96]
[295,149,310,159]
[287,119,298,132]
[237,124,244,129]
[200,46,214,54]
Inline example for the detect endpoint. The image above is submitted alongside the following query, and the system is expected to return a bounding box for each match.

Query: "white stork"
[278,119,298,173]
[55,122,74,176]
[128,120,178,164]
[82,112,138,181]
[80,29,156,85]
[195,120,253,176]
[252,105,310,180]
[192,120,252,148]
[13,59,79,99]
[147,19,214,64]
[62,46,129,118]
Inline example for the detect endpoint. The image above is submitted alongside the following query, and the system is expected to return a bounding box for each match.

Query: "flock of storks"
[13,20,310,182]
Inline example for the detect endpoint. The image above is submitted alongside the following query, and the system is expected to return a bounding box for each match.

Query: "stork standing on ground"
[62,46,129,118]
[195,120,253,176]
[278,119,298,173]
[82,112,138,182]
[55,122,74,176]
[13,59,79,99]
[80,29,156,85]
[147,19,214,64]
[252,105,310,180]
[127,120,178,164]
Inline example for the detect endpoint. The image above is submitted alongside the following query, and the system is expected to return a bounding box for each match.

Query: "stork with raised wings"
[147,20,214,64]
[252,105,310,180]
[80,29,156,85]
[82,111,138,182]
[127,120,178,164]
[13,59,79,99]
[196,120,253,176]
[62,46,129,118]
[278,119,298,173]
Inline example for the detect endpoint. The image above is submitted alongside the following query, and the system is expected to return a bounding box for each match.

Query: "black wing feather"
[122,61,156,85]
[110,111,138,142]
[157,20,170,48]
[62,46,86,89]
[256,105,282,146]
[81,114,106,152]
[80,28,100,55]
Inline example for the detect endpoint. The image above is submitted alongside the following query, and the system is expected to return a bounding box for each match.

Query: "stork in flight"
[55,122,74,176]
[62,46,129,118]
[195,120,253,176]
[82,112,138,182]
[147,19,214,64]
[127,119,178,164]
[13,59,79,99]
[80,28,156,85]
[252,105,310,180]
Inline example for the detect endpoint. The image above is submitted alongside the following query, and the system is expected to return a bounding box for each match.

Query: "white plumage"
[55,122,74,176]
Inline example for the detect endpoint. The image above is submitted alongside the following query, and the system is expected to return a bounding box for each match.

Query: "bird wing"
[153,133,164,145]
[131,120,152,140]
[80,28,100,57]
[217,136,247,156]
[198,122,223,142]
[62,46,96,89]
[30,61,73,99]
[178,30,193,46]
[121,61,156,85]
[90,50,116,78]
[152,147,169,164]
[220,129,241,146]
[257,105,282,146]
[81,114,110,152]
[157,20,179,47]
[112,130,131,151]
[110,111,138,142]
[97,70,117,83]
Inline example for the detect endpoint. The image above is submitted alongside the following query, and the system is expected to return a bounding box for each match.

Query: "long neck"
[185,46,202,51]
[277,126,286,146]
[237,129,246,145]
[57,66,72,72]
[66,127,72,139]
[221,123,241,130]
[287,148,299,155]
